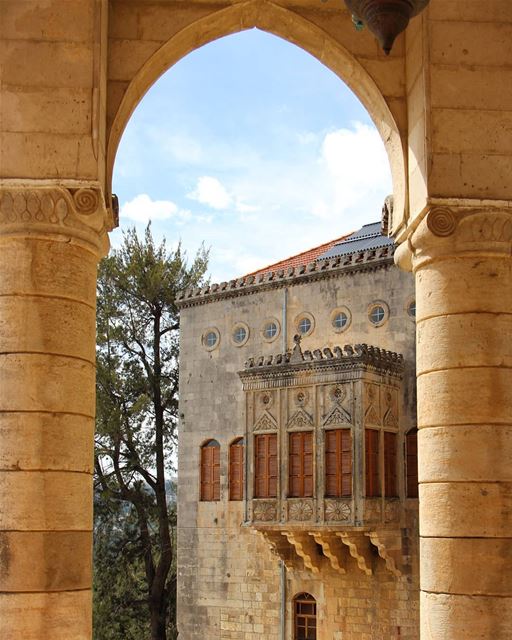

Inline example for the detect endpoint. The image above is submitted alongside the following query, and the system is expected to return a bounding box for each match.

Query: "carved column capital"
[394,201,512,272]
[0,180,117,258]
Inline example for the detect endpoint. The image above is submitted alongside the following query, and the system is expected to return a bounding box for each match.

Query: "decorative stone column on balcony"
[0,181,114,640]
[395,205,512,638]
[239,337,410,579]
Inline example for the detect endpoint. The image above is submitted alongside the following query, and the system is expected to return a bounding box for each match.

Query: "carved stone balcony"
[239,339,409,578]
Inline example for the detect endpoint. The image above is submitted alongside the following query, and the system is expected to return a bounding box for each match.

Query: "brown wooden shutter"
[289,432,313,498]
[406,430,419,498]
[200,440,220,501]
[384,432,398,497]
[254,434,277,498]
[325,429,352,498]
[229,439,244,501]
[365,429,380,497]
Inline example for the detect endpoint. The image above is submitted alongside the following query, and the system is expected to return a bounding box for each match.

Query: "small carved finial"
[344,345,354,357]
[333,346,343,358]
[313,349,323,360]
[381,194,393,236]
[323,348,334,359]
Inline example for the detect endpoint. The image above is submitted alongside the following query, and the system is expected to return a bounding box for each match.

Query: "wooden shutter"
[254,434,277,498]
[325,429,352,498]
[384,432,398,497]
[200,441,220,501]
[289,432,313,498]
[295,594,317,640]
[406,430,419,498]
[365,429,380,497]
[229,439,244,501]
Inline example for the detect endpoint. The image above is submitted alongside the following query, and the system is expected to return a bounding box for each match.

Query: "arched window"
[294,593,317,640]
[200,440,220,501]
[406,429,419,498]
[229,437,244,501]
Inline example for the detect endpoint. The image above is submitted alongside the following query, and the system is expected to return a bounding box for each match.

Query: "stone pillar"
[0,181,112,639]
[397,205,512,639]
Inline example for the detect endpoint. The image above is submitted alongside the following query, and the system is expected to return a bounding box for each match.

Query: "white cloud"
[121,194,191,224]
[188,176,232,210]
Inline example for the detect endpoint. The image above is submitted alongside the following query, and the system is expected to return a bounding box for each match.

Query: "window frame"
[365,428,380,497]
[229,437,244,501]
[288,431,314,498]
[324,428,352,498]
[294,592,317,640]
[254,433,278,498]
[200,439,221,501]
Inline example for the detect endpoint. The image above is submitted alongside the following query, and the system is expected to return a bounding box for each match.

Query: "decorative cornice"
[239,337,404,389]
[176,246,395,309]
[394,201,512,272]
[0,180,116,257]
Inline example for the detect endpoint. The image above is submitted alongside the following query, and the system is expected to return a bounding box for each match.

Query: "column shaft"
[0,183,111,640]
[405,207,512,639]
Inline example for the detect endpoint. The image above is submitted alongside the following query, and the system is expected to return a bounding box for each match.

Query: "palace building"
[176,221,419,638]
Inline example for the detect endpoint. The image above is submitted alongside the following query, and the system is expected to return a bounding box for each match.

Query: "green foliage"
[93,225,208,640]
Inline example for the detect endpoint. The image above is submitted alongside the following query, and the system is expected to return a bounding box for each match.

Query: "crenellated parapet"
[176,245,395,308]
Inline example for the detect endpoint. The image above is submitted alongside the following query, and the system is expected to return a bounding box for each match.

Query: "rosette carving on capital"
[0,182,114,256]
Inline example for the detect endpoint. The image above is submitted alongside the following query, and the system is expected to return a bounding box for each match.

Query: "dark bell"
[345,0,430,55]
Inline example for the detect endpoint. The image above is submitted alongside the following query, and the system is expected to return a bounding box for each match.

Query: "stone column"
[0,181,112,639]
[396,205,512,639]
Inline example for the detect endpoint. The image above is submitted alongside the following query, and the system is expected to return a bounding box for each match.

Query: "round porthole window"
[231,322,249,347]
[261,318,280,343]
[368,301,389,327]
[407,299,416,320]
[331,307,351,333]
[202,327,220,351]
[296,312,315,337]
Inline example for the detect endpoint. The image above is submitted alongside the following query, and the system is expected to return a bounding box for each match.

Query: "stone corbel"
[394,201,512,273]
[366,530,403,577]
[309,532,346,574]
[259,531,299,571]
[0,180,117,258]
[336,532,373,575]
[281,531,322,574]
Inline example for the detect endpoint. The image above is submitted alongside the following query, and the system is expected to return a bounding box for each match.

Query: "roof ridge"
[242,231,353,278]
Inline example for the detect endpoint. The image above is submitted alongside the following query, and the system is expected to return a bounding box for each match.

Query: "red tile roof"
[245,233,352,278]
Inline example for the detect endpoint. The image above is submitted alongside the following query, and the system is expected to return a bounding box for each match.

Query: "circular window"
[296,312,315,337]
[202,327,220,351]
[231,322,250,347]
[331,306,351,333]
[261,318,280,343]
[368,301,389,327]
[407,299,416,320]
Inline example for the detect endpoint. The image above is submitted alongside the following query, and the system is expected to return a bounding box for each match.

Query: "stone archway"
[106,0,407,225]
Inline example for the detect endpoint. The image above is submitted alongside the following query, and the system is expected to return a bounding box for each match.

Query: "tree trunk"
[150,595,168,640]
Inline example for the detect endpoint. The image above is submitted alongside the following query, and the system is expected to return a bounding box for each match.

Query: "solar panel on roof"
[316,221,394,260]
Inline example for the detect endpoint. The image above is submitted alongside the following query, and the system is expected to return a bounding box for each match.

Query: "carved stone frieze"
[252,500,277,522]
[364,383,381,426]
[383,388,398,428]
[323,405,351,427]
[253,410,277,432]
[0,182,115,257]
[287,408,313,429]
[324,499,351,522]
[288,500,314,522]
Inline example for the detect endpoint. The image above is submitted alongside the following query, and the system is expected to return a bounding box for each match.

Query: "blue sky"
[112,29,392,282]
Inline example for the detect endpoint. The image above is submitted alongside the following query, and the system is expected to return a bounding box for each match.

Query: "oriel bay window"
[254,433,277,498]
[200,439,220,501]
[289,431,313,498]
[325,428,352,497]
[229,437,244,501]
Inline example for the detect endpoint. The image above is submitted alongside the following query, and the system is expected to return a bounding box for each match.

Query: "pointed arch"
[107,0,406,219]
